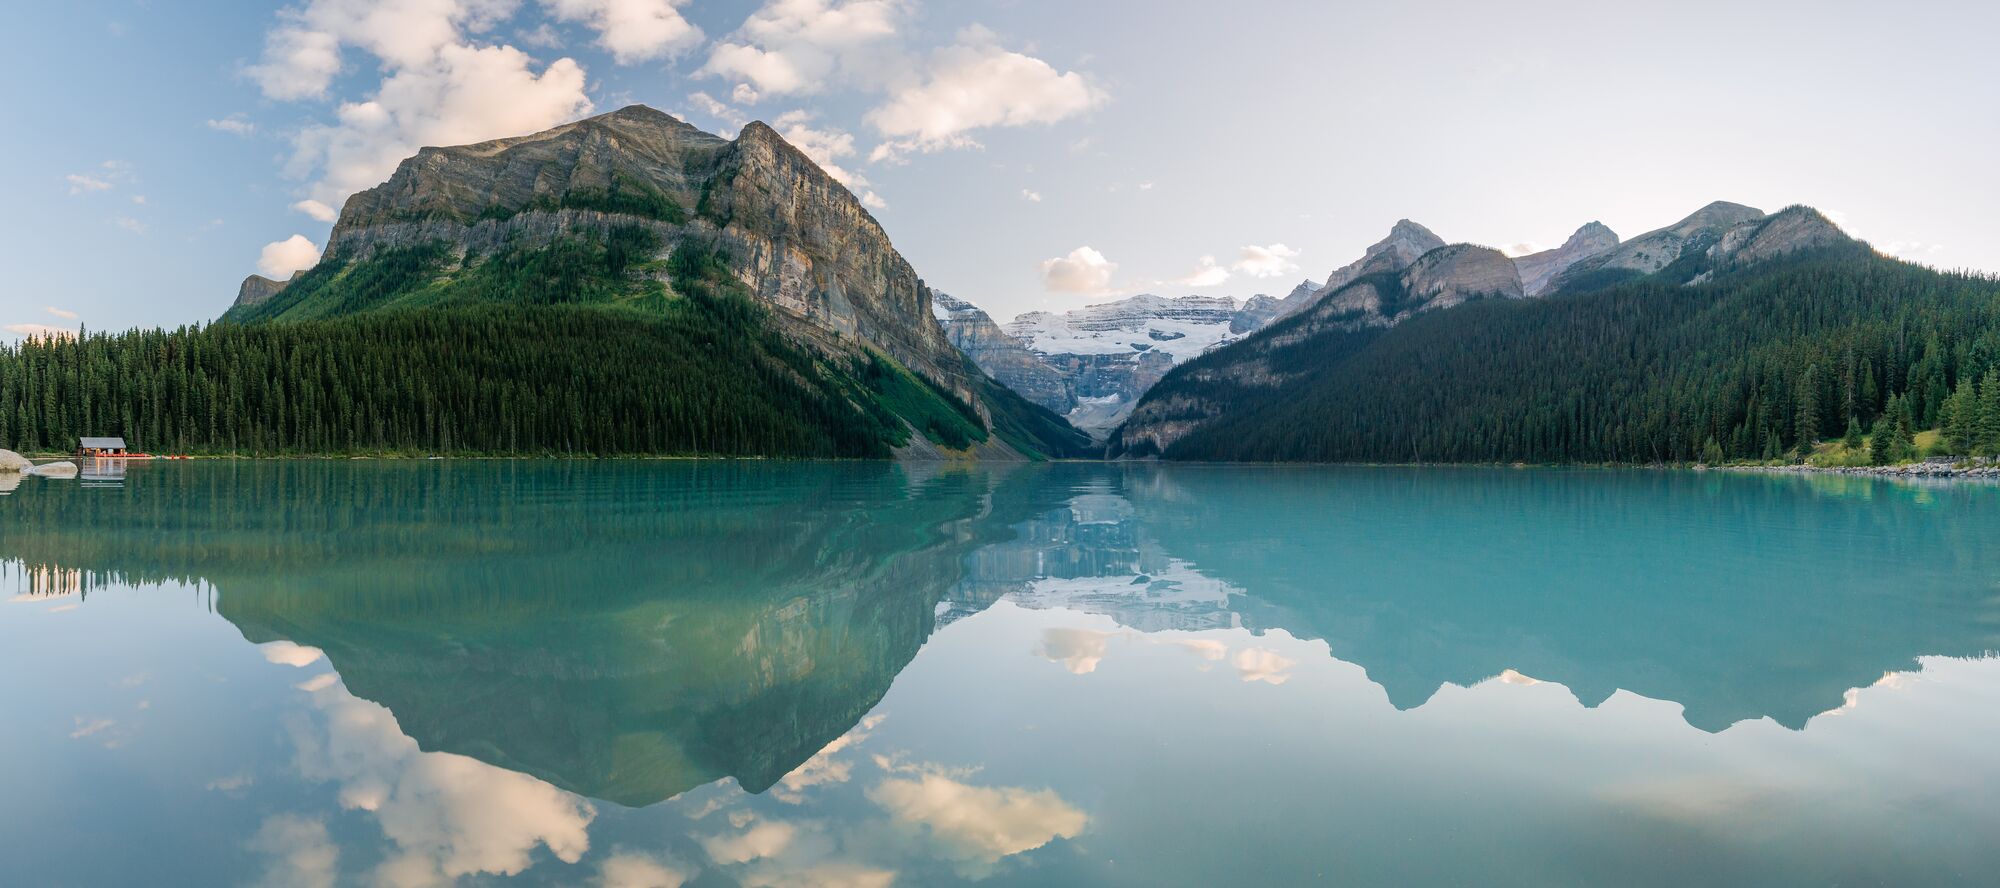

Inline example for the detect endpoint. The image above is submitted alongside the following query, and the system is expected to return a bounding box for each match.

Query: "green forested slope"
[2,229,1088,459]
[1123,244,2000,463]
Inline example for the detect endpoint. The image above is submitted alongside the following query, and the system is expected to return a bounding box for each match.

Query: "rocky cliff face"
[234,274,291,309]
[1278,220,1445,319]
[1402,244,1524,309]
[267,105,977,407]
[1512,222,1619,296]
[1265,279,1323,320]
[1707,205,1848,267]
[932,292,1071,414]
[1549,201,1765,292]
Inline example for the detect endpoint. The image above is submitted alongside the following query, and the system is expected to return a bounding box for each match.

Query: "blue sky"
[5,0,1998,340]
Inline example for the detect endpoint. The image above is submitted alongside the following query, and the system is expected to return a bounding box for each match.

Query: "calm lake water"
[4,461,1999,887]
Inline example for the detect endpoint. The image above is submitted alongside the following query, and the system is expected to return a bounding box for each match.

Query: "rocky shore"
[1737,457,2000,480]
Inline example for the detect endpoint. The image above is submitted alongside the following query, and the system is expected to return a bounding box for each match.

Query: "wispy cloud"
[206,114,257,136]
[66,174,113,194]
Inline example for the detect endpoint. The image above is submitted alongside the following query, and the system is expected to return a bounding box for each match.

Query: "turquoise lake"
[3,461,1999,886]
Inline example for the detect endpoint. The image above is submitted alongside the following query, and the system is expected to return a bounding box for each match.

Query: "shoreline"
[1726,459,2000,480]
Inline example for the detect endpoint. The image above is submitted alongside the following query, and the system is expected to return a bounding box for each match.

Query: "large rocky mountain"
[223,105,1088,460]
[1113,202,1861,459]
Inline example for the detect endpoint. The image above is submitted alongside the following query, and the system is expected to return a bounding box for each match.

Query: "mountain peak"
[1565,221,1618,247]
[1514,222,1621,296]
[1709,204,1852,267]
[1390,219,1440,241]
[1278,220,1446,319]
[1666,200,1766,235]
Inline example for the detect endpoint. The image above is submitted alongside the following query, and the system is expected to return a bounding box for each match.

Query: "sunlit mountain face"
[5,462,2000,886]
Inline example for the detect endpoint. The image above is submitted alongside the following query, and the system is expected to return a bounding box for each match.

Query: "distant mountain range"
[1109,200,2000,464]
[933,200,1859,444]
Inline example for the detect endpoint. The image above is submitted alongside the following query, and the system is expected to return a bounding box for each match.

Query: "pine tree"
[1794,363,1821,451]
[1943,378,1976,454]
[1870,415,1895,466]
[1978,369,2000,456]
[1843,415,1864,451]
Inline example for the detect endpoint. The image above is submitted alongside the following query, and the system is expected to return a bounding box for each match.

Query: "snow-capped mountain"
[933,290,1312,437]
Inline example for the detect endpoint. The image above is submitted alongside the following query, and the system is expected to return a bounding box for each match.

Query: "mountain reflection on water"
[4,461,2000,885]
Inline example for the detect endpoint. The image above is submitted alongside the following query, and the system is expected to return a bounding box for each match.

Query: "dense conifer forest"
[1128,244,2000,464]
[0,227,1089,459]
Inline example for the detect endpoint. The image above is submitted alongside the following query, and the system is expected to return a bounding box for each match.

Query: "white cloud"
[1879,240,1947,259]
[113,216,148,235]
[289,676,596,887]
[1231,243,1301,278]
[1232,647,1295,685]
[867,771,1088,866]
[598,852,693,888]
[1173,256,1230,288]
[250,815,340,888]
[262,640,326,667]
[293,199,341,222]
[249,0,524,100]
[258,236,324,279]
[249,1,594,209]
[519,22,563,48]
[66,174,113,194]
[739,862,895,888]
[287,43,592,208]
[248,25,343,100]
[1039,246,1117,295]
[1035,628,1116,674]
[540,0,702,64]
[1165,637,1229,662]
[1499,241,1544,258]
[684,91,751,136]
[702,0,907,98]
[700,820,798,864]
[1021,189,1041,203]
[207,115,258,136]
[731,83,761,105]
[773,715,882,803]
[772,110,886,208]
[3,323,79,340]
[45,307,79,320]
[866,34,1104,161]
[69,716,116,739]
[66,161,134,196]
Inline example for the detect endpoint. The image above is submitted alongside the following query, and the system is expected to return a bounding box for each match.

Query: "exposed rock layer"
[1116,201,1858,458]
[234,274,290,309]
[1280,221,1444,319]
[254,105,979,408]
[1512,222,1619,296]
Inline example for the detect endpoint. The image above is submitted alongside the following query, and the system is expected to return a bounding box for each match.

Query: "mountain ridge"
[217,104,1090,460]
[1107,199,1989,465]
